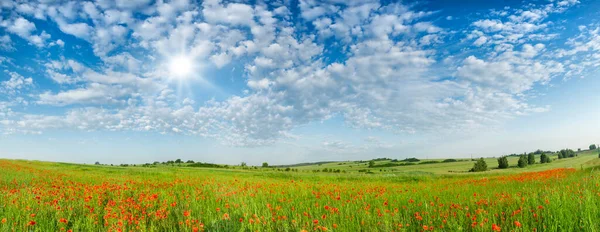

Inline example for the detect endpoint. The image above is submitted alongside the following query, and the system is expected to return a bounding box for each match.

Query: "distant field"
[288,150,600,175]
[1,150,600,231]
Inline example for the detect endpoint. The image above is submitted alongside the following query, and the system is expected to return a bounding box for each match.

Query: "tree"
[527,153,535,165]
[368,160,376,168]
[497,156,509,169]
[262,162,269,168]
[590,144,597,150]
[470,158,487,172]
[94,161,101,165]
[186,160,195,163]
[175,159,182,164]
[518,155,528,168]
[240,162,247,167]
[540,153,550,163]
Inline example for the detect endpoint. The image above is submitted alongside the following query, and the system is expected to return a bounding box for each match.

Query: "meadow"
[1,150,600,231]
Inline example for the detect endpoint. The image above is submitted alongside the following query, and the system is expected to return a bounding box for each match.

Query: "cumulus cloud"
[2,72,33,94]
[0,0,587,147]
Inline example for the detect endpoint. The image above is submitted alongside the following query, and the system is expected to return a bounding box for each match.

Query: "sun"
[168,55,194,78]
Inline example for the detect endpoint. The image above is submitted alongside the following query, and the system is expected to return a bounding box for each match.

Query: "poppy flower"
[492,224,501,231]
[514,221,522,227]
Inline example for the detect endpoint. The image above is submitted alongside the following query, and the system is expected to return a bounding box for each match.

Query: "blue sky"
[0,0,599,165]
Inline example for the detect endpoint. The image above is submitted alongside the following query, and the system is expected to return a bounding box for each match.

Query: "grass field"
[1,150,600,231]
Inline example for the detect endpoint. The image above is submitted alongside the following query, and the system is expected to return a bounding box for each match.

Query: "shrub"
[518,155,528,168]
[469,158,487,172]
[442,159,458,163]
[528,153,535,165]
[402,158,421,162]
[540,154,550,163]
[419,161,440,165]
[497,156,509,169]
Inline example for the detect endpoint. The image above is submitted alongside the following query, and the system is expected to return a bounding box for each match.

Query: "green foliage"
[497,156,509,169]
[240,162,247,167]
[419,161,440,165]
[558,149,576,159]
[469,158,487,172]
[402,158,421,162]
[368,160,375,168]
[188,162,223,168]
[518,155,528,168]
[540,153,550,163]
[528,153,536,165]
[590,144,597,150]
[369,162,416,168]
[442,159,458,163]
[262,162,269,168]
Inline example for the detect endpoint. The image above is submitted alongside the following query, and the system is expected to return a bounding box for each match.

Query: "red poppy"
[514,221,522,227]
[492,224,501,231]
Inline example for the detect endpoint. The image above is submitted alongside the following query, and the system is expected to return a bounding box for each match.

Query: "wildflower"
[333,224,338,228]
[28,221,36,226]
[313,219,319,224]
[183,210,190,217]
[239,218,243,222]
[30,214,36,217]
[492,224,501,231]
[514,221,522,227]
[222,213,230,220]
[59,218,68,223]
[1,218,6,224]
[321,214,326,220]
[423,225,429,230]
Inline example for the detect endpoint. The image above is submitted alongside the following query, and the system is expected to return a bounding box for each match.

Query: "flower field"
[1,160,600,231]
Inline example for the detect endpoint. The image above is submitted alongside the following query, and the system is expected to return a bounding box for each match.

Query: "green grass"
[286,150,599,175]
[1,151,599,231]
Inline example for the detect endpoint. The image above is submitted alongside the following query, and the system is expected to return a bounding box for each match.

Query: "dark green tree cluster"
[368,160,375,168]
[590,144,597,150]
[540,153,551,163]
[497,156,509,169]
[470,158,488,172]
[518,155,528,168]
[558,149,576,159]
[527,153,536,165]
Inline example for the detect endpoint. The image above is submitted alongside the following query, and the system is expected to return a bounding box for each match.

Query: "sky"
[0,0,599,165]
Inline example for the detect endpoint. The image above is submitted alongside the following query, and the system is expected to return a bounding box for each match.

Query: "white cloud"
[38,83,131,106]
[2,72,33,94]
[0,0,588,148]
[202,2,254,26]
[7,17,36,38]
[0,35,14,51]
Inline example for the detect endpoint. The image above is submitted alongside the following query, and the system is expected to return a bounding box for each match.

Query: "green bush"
[540,153,550,163]
[497,156,509,169]
[402,158,421,162]
[469,158,488,172]
[518,155,528,168]
[528,153,535,165]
